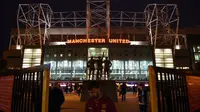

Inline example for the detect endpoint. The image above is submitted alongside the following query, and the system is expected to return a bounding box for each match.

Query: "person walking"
[49,83,65,112]
[132,86,137,96]
[121,83,127,101]
[85,81,117,112]
[138,84,148,112]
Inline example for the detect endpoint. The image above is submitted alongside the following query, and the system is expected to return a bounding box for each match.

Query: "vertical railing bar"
[11,75,17,112]
[42,68,50,112]
[24,73,29,112]
[30,72,35,112]
[23,73,27,112]
[27,72,32,112]
[160,71,165,112]
[167,72,174,111]
[178,71,183,112]
[16,74,21,112]
[149,66,158,112]
[164,72,169,112]
[21,73,26,112]
[18,74,22,112]
[38,71,43,111]
[40,71,44,111]
[174,71,179,112]
[176,70,181,112]
[180,75,185,111]
[181,73,187,111]
[36,72,39,101]
[180,72,185,112]
[13,75,17,112]
[155,70,161,112]
[169,72,176,112]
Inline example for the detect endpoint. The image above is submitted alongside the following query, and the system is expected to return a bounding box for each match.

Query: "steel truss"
[13,4,52,49]
[86,0,110,38]
[50,11,145,27]
[10,3,187,51]
[144,4,187,50]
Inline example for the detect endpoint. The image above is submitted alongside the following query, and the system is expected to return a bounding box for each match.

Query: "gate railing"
[0,64,50,112]
[149,66,190,112]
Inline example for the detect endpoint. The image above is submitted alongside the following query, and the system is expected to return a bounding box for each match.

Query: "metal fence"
[0,64,50,112]
[149,66,190,112]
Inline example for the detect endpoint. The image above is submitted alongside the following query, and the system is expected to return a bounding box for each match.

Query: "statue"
[96,56,103,80]
[87,57,95,80]
[103,57,112,80]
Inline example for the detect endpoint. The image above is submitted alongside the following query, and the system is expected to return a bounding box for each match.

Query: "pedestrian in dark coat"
[121,83,127,101]
[49,83,65,112]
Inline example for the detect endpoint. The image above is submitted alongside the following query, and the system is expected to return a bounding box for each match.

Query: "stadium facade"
[5,1,200,82]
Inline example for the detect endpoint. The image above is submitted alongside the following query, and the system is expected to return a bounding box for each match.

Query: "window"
[155,49,174,68]
[110,60,124,80]
[193,46,200,63]
[72,60,87,79]
[125,60,153,80]
[22,48,42,68]
[88,48,108,59]
[140,61,153,70]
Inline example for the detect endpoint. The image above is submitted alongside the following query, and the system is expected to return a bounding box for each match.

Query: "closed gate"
[149,66,190,112]
[0,64,50,112]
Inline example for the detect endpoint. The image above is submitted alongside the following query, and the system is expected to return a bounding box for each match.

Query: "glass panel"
[124,60,153,80]
[110,60,124,80]
[139,71,148,80]
[140,61,151,70]
[125,61,139,80]
[72,60,87,80]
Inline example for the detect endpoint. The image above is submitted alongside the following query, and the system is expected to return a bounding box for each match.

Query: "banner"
[0,75,14,112]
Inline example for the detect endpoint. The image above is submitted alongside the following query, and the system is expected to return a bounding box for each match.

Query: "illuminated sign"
[66,39,130,44]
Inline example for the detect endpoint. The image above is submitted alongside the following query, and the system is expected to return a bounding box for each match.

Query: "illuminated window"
[155,48,174,68]
[176,67,189,69]
[193,46,200,63]
[22,48,42,68]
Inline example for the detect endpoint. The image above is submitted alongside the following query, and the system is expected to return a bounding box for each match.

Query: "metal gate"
[0,64,50,112]
[149,66,190,112]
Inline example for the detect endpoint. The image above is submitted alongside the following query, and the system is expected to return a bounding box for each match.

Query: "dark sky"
[2,0,200,57]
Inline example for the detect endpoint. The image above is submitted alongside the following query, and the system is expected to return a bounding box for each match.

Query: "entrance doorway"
[87,47,109,80]
[88,47,109,60]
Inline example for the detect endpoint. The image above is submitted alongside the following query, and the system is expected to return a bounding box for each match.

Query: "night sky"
[2,0,200,57]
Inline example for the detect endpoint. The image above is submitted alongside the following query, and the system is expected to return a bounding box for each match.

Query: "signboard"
[66,38,130,44]
[0,75,14,112]
[186,75,200,112]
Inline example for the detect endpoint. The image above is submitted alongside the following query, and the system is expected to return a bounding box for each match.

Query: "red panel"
[0,75,14,112]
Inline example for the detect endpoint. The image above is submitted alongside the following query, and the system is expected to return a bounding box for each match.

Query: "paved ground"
[61,92,143,112]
